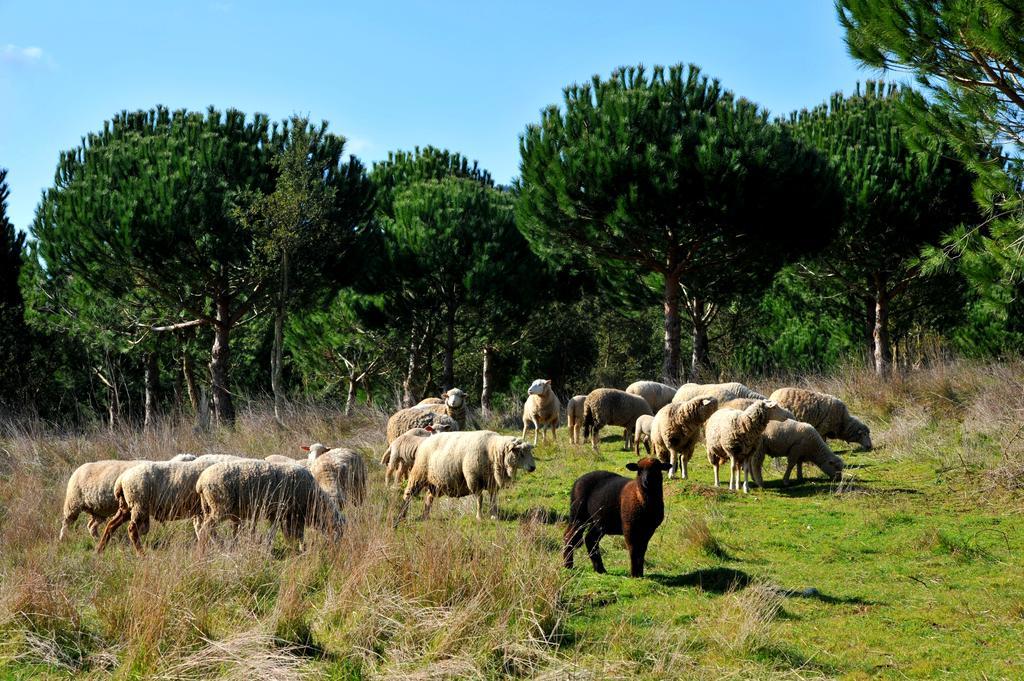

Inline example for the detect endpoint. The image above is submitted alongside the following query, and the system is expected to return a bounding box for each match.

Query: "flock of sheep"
[58,379,869,578]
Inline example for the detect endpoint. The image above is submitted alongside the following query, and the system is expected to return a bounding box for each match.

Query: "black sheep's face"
[626,457,671,489]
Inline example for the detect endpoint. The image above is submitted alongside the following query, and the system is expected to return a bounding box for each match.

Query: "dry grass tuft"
[697,579,784,654]
[681,516,728,559]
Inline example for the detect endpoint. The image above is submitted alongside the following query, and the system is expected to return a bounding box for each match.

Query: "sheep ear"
[625,462,639,471]
[425,425,434,433]
[300,445,310,451]
[545,379,552,384]
[701,398,714,406]
[659,462,672,471]
[765,400,777,407]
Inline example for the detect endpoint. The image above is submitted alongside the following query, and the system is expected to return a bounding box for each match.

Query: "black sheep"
[563,457,671,577]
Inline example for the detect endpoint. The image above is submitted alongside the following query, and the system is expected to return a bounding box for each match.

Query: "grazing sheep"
[581,388,654,451]
[626,381,677,413]
[633,414,655,456]
[380,426,443,487]
[522,379,561,445]
[386,408,459,444]
[563,457,672,578]
[59,453,200,541]
[704,400,782,493]
[768,387,872,450]
[97,454,241,555]
[196,460,344,548]
[752,419,845,485]
[649,397,719,479]
[673,382,766,404]
[400,431,536,521]
[566,395,587,445]
[414,387,469,429]
[310,448,368,507]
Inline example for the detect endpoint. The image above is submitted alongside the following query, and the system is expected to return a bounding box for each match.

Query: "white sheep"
[521,379,561,445]
[386,407,459,444]
[565,394,587,445]
[195,459,344,549]
[633,414,655,456]
[399,431,536,521]
[673,382,766,404]
[380,427,437,487]
[719,398,796,421]
[59,453,198,541]
[704,400,783,493]
[96,454,241,554]
[413,387,469,429]
[309,447,367,507]
[581,388,654,451]
[649,396,719,479]
[626,380,677,413]
[768,387,872,450]
[752,419,845,485]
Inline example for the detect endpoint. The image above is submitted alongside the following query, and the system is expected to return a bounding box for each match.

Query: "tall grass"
[0,405,569,678]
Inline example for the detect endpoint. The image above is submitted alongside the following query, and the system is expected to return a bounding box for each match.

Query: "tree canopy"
[518,63,838,380]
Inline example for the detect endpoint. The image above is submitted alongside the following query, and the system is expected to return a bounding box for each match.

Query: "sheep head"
[302,443,331,461]
[527,379,552,396]
[444,388,466,408]
[626,457,671,491]
[845,417,872,451]
[502,437,536,480]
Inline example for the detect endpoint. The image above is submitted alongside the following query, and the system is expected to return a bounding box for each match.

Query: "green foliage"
[0,168,31,411]
[837,0,1024,339]
[518,63,839,378]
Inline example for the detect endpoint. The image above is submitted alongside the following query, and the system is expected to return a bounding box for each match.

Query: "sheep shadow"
[649,567,751,593]
[497,506,565,525]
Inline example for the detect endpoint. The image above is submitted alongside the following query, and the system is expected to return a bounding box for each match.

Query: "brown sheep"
[563,457,672,578]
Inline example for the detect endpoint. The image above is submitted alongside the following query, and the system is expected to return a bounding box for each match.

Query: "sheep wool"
[61,460,144,541]
[673,382,766,404]
[719,398,796,421]
[581,388,654,451]
[401,431,536,521]
[633,413,656,456]
[704,400,780,493]
[626,381,677,413]
[566,395,587,445]
[196,459,344,548]
[310,448,367,507]
[386,407,459,444]
[97,455,240,555]
[649,396,719,479]
[522,379,561,445]
[753,419,845,485]
[768,387,872,450]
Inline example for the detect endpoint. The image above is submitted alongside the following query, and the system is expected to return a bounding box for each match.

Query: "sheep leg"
[742,460,750,494]
[532,418,539,446]
[88,514,104,538]
[488,489,499,520]
[421,490,435,520]
[797,460,804,481]
[127,514,145,556]
[782,459,796,484]
[584,527,606,574]
[680,453,688,480]
[627,536,649,578]
[475,493,485,521]
[622,427,631,451]
[563,522,585,569]
[713,462,720,487]
[96,506,131,554]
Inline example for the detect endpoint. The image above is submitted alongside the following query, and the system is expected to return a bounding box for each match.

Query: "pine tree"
[517,64,838,381]
[0,168,29,410]
[789,83,978,374]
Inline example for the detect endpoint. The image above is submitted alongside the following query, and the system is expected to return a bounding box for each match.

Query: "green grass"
[2,364,1024,678]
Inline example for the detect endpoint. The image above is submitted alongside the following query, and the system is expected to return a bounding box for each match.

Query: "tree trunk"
[442,303,456,390]
[210,297,235,425]
[172,359,184,415]
[864,296,876,363]
[271,251,289,425]
[183,352,199,414]
[689,297,711,380]
[345,368,357,416]
[402,330,424,408]
[481,345,494,414]
[143,352,158,431]
[662,272,682,383]
[872,275,892,377]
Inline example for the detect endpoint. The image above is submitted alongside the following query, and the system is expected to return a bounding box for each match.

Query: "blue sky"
[1,1,883,233]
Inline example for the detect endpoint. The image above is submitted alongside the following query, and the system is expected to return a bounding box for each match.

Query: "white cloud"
[1,44,53,69]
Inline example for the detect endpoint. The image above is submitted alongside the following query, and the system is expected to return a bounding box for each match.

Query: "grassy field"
[1,363,1023,679]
